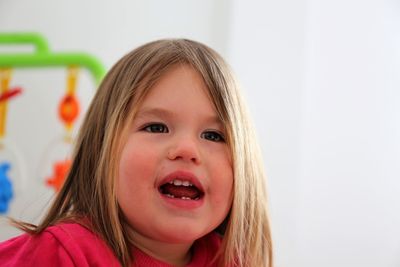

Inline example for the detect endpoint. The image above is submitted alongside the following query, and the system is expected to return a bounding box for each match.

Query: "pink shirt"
[0,223,222,267]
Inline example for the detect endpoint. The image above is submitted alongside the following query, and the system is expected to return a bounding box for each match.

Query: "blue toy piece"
[0,162,13,214]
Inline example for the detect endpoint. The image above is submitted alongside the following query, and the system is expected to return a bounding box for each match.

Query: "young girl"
[0,39,273,267]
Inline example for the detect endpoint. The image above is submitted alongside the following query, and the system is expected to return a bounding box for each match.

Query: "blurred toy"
[0,32,105,197]
[45,67,80,192]
[0,69,23,138]
[0,161,13,214]
[46,159,71,192]
[0,68,23,214]
[59,66,80,134]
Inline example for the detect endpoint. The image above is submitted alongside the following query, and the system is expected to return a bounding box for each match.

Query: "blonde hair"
[13,39,273,267]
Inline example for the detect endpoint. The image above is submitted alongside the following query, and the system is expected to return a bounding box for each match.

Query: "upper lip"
[158,170,205,193]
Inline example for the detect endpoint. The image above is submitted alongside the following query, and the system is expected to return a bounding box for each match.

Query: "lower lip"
[159,193,205,209]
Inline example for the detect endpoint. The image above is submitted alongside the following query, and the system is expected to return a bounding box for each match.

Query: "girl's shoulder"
[0,222,120,267]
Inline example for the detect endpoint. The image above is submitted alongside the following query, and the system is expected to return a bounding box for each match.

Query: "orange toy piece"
[46,159,71,192]
[58,94,79,128]
[58,66,80,132]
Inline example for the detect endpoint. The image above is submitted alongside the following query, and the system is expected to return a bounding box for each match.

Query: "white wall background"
[1,1,399,266]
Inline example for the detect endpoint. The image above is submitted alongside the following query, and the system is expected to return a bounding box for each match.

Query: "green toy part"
[0,32,105,85]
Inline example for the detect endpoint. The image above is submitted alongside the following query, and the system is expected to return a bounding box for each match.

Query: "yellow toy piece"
[0,68,12,139]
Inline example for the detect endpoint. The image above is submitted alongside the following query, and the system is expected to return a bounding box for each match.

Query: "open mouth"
[159,179,204,201]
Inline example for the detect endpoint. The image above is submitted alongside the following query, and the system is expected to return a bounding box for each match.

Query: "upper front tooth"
[173,179,183,186]
[171,179,193,186]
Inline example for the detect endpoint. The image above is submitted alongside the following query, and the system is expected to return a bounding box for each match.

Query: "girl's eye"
[142,123,169,133]
[201,131,225,142]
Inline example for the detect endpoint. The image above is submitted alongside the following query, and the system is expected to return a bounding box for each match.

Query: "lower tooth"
[165,194,195,200]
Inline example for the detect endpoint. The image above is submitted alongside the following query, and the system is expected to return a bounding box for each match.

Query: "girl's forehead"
[140,66,213,107]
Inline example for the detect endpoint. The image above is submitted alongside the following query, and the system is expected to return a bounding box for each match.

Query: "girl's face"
[117,65,233,246]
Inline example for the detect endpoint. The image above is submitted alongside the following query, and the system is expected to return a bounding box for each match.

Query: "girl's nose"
[167,135,201,165]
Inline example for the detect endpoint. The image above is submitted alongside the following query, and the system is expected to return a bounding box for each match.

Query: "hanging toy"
[59,66,80,136]
[0,68,23,214]
[45,66,80,192]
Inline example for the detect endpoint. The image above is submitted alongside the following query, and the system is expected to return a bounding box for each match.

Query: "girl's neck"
[129,230,193,267]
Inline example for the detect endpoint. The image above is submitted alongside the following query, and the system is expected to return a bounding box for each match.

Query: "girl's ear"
[215,210,231,235]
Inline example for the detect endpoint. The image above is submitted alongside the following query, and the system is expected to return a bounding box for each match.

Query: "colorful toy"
[46,66,81,192]
[0,68,23,214]
[0,32,105,196]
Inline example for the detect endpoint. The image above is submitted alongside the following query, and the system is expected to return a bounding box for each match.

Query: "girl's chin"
[125,218,217,245]
[151,224,213,244]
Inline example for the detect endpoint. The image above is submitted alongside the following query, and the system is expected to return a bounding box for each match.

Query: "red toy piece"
[0,87,22,102]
